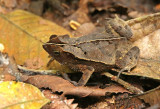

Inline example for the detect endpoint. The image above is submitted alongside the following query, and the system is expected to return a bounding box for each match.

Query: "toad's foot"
[116,46,140,79]
[61,72,78,86]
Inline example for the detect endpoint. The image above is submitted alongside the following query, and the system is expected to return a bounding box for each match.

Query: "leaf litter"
[0,52,132,108]
[0,0,160,108]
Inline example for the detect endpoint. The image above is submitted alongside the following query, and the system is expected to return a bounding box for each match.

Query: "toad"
[43,16,140,86]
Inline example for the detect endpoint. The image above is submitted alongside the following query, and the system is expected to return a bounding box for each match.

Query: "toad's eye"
[53,51,60,55]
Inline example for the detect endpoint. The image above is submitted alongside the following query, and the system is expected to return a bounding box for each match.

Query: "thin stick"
[18,65,59,75]
[103,72,143,94]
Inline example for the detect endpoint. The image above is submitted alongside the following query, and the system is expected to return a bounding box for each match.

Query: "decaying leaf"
[116,86,160,109]
[115,86,160,108]
[86,96,116,109]
[24,75,130,97]
[0,10,72,69]
[0,81,50,108]
[136,86,160,105]
[42,90,78,109]
[115,93,145,109]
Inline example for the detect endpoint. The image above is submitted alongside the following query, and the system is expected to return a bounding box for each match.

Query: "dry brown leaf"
[23,75,130,97]
[116,86,160,108]
[115,93,145,109]
[42,90,78,109]
[137,86,160,105]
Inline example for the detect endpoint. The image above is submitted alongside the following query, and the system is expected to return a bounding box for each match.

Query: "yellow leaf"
[0,81,50,109]
[0,10,72,69]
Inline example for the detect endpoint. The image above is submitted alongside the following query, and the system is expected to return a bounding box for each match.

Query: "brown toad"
[43,16,140,86]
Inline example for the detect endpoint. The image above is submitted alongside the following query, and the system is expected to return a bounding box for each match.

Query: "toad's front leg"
[116,46,140,78]
[71,64,94,86]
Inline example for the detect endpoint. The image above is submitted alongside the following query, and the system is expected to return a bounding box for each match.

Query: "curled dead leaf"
[23,75,130,97]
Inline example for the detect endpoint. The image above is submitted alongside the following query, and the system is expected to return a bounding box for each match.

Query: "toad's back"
[61,38,131,65]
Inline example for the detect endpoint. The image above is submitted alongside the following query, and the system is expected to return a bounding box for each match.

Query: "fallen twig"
[103,72,143,94]
[18,65,59,75]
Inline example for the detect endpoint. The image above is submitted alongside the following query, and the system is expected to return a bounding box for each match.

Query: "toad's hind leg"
[71,65,94,86]
[116,46,140,78]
